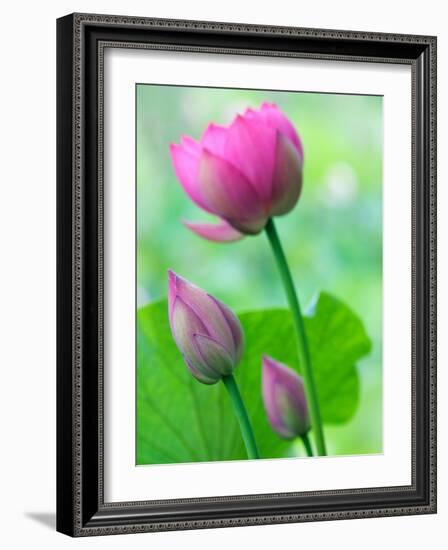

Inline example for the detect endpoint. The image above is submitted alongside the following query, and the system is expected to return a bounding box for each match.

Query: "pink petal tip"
[183,219,244,243]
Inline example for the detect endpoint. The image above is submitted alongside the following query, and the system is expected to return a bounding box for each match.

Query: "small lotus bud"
[262,355,310,438]
[168,270,244,384]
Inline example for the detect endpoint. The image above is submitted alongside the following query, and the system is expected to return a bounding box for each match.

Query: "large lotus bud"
[262,355,310,438]
[168,270,244,384]
[170,102,303,242]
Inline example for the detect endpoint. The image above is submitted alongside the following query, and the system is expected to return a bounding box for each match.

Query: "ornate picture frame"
[56,13,437,536]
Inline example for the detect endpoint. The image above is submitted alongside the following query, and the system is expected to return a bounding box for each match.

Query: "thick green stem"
[301,433,314,457]
[222,374,260,459]
[265,218,327,456]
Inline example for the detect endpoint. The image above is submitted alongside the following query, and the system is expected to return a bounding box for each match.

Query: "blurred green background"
[136,84,383,458]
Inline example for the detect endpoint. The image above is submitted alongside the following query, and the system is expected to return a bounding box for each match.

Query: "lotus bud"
[262,355,310,439]
[168,270,244,384]
[170,102,303,242]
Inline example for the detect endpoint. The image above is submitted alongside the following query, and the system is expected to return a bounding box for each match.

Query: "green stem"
[265,218,327,456]
[222,374,260,459]
[300,433,314,457]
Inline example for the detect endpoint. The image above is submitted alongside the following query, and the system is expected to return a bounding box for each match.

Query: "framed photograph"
[56,13,437,536]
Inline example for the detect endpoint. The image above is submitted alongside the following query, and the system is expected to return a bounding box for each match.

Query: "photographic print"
[136,84,383,465]
[57,15,436,535]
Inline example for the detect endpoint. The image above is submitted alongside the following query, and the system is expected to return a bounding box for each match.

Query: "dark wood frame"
[57,12,437,537]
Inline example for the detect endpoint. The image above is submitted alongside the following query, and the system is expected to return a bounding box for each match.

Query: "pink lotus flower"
[168,270,244,384]
[170,103,304,242]
[262,355,310,439]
